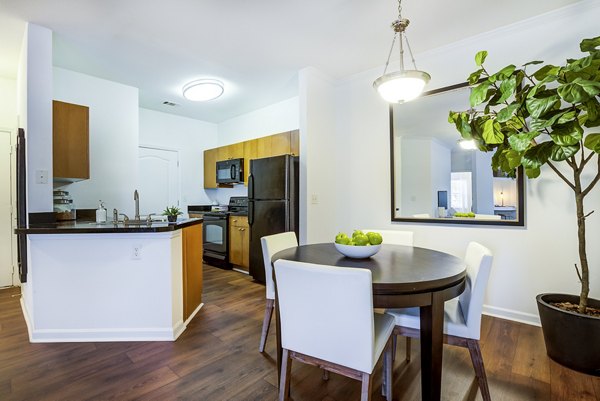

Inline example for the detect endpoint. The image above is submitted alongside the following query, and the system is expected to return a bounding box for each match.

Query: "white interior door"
[0,130,14,287]
[138,147,180,217]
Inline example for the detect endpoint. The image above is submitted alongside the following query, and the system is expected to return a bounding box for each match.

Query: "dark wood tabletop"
[272,242,467,401]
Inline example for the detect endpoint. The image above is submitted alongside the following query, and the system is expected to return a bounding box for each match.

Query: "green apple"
[353,234,370,246]
[352,230,364,239]
[335,232,350,244]
[366,232,383,245]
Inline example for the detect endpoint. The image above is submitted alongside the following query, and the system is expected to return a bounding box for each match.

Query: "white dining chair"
[361,229,414,246]
[385,241,493,401]
[274,259,395,401]
[258,232,298,353]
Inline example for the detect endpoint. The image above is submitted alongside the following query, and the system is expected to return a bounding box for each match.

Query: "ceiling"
[0,0,580,123]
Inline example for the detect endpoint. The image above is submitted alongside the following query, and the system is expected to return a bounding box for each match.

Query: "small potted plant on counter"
[163,206,182,223]
[449,36,600,375]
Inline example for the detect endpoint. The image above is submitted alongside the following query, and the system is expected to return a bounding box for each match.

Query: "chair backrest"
[274,259,376,373]
[362,229,414,246]
[260,232,298,300]
[458,242,493,339]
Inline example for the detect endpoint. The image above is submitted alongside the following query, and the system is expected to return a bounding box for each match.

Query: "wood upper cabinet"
[183,223,203,320]
[289,129,299,156]
[243,139,257,186]
[203,148,218,188]
[229,216,249,271]
[53,100,90,181]
[271,131,291,156]
[218,142,243,161]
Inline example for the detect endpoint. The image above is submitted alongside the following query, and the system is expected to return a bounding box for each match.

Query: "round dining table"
[272,242,467,401]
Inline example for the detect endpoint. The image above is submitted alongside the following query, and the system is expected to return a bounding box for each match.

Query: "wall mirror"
[390,82,525,226]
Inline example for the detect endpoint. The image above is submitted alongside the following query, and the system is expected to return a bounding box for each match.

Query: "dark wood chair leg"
[259,298,274,353]
[384,338,393,401]
[279,348,292,401]
[360,372,372,401]
[392,334,397,363]
[466,339,491,401]
[405,337,411,362]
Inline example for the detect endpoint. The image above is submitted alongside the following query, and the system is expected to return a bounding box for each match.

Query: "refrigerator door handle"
[248,201,254,226]
[248,174,254,199]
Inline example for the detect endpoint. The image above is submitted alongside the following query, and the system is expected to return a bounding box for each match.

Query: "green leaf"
[580,36,600,52]
[522,142,554,168]
[505,149,522,169]
[475,51,488,67]
[550,144,580,161]
[530,110,576,131]
[584,133,600,152]
[557,110,577,124]
[526,95,560,119]
[448,111,472,138]
[583,98,600,125]
[525,167,541,179]
[550,132,582,146]
[497,65,516,80]
[533,65,560,81]
[468,69,484,85]
[551,120,584,137]
[497,104,520,123]
[497,76,517,104]
[508,131,540,152]
[523,60,544,67]
[482,119,504,144]
[470,81,492,107]
[557,78,600,103]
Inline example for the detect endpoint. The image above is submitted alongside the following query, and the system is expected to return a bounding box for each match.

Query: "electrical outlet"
[311,193,319,204]
[35,169,48,184]
[132,245,142,260]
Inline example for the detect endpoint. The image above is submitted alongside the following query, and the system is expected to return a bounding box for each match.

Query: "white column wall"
[332,0,600,324]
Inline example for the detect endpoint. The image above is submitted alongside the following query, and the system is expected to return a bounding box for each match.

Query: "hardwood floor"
[1,265,598,400]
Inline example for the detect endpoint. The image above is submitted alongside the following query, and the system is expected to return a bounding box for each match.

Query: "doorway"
[0,129,15,287]
[138,146,180,216]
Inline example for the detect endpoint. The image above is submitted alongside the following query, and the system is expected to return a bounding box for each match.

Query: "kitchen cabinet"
[53,100,90,181]
[183,223,203,320]
[203,148,218,188]
[271,131,292,156]
[243,139,257,186]
[218,142,244,161]
[290,129,299,156]
[229,215,249,271]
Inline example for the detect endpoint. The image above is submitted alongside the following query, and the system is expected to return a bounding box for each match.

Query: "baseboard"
[483,304,540,327]
[184,302,204,327]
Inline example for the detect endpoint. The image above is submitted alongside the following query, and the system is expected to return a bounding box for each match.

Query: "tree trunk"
[574,188,589,314]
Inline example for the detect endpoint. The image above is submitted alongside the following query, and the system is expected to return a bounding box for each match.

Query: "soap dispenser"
[96,201,107,223]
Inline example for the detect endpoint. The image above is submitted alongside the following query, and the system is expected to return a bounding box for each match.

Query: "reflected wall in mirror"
[390,82,525,226]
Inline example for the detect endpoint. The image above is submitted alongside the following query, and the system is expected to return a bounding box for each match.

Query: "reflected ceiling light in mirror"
[373,0,430,103]
[459,139,477,150]
[182,79,224,101]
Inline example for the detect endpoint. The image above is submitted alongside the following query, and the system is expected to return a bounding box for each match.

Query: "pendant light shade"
[373,1,430,103]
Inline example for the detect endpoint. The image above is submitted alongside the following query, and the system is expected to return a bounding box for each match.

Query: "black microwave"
[216,158,244,184]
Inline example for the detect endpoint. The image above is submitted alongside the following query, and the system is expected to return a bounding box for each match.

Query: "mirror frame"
[389,81,525,226]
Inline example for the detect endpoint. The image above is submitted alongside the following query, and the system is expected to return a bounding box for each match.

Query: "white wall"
[0,77,17,129]
[18,24,53,213]
[217,97,299,146]
[53,68,139,216]
[139,108,218,211]
[332,0,600,325]
[299,68,337,244]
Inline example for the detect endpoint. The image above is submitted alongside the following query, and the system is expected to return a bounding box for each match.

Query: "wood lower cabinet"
[229,216,249,271]
[53,100,90,181]
[182,224,203,320]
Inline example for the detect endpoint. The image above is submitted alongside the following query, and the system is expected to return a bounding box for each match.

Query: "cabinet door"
[183,224,203,320]
[243,140,257,186]
[240,219,250,269]
[217,143,244,161]
[203,148,218,188]
[270,131,291,156]
[290,129,299,156]
[229,218,243,266]
[256,136,272,159]
[53,100,90,180]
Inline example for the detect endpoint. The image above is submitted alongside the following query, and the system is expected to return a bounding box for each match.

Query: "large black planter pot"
[537,293,600,375]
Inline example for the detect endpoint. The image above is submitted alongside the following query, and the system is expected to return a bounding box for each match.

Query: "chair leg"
[278,348,292,401]
[384,338,393,401]
[405,337,411,362]
[392,334,397,363]
[466,339,491,401]
[259,298,274,353]
[360,372,372,401]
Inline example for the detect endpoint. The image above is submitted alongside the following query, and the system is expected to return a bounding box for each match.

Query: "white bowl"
[334,243,382,259]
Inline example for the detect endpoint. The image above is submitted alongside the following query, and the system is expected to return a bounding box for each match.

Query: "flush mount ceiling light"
[373,0,430,103]
[182,79,224,101]
[458,139,477,150]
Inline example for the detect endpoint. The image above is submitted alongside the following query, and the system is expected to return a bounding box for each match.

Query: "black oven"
[203,213,230,269]
[216,158,244,184]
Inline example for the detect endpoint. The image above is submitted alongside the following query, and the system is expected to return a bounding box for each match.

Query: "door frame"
[1,127,17,288]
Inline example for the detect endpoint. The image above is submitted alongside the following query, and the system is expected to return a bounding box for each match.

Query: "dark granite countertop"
[15,218,203,235]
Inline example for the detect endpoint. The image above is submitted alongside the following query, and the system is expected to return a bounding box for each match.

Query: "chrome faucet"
[134,190,140,221]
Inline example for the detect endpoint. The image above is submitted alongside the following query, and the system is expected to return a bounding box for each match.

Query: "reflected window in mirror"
[390,82,525,226]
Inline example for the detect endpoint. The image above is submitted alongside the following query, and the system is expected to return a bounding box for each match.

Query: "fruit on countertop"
[454,212,476,218]
[335,230,383,246]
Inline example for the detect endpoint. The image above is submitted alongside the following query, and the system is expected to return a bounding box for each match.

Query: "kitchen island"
[15,218,203,342]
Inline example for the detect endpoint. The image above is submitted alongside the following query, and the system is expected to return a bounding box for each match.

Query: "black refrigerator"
[248,154,299,283]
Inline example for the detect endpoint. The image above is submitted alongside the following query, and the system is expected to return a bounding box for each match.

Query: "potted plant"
[449,36,600,374]
[163,206,182,223]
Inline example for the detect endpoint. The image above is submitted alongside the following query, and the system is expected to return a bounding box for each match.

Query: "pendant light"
[373,0,430,103]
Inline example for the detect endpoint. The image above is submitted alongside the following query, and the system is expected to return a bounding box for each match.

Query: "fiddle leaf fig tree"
[449,36,600,314]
